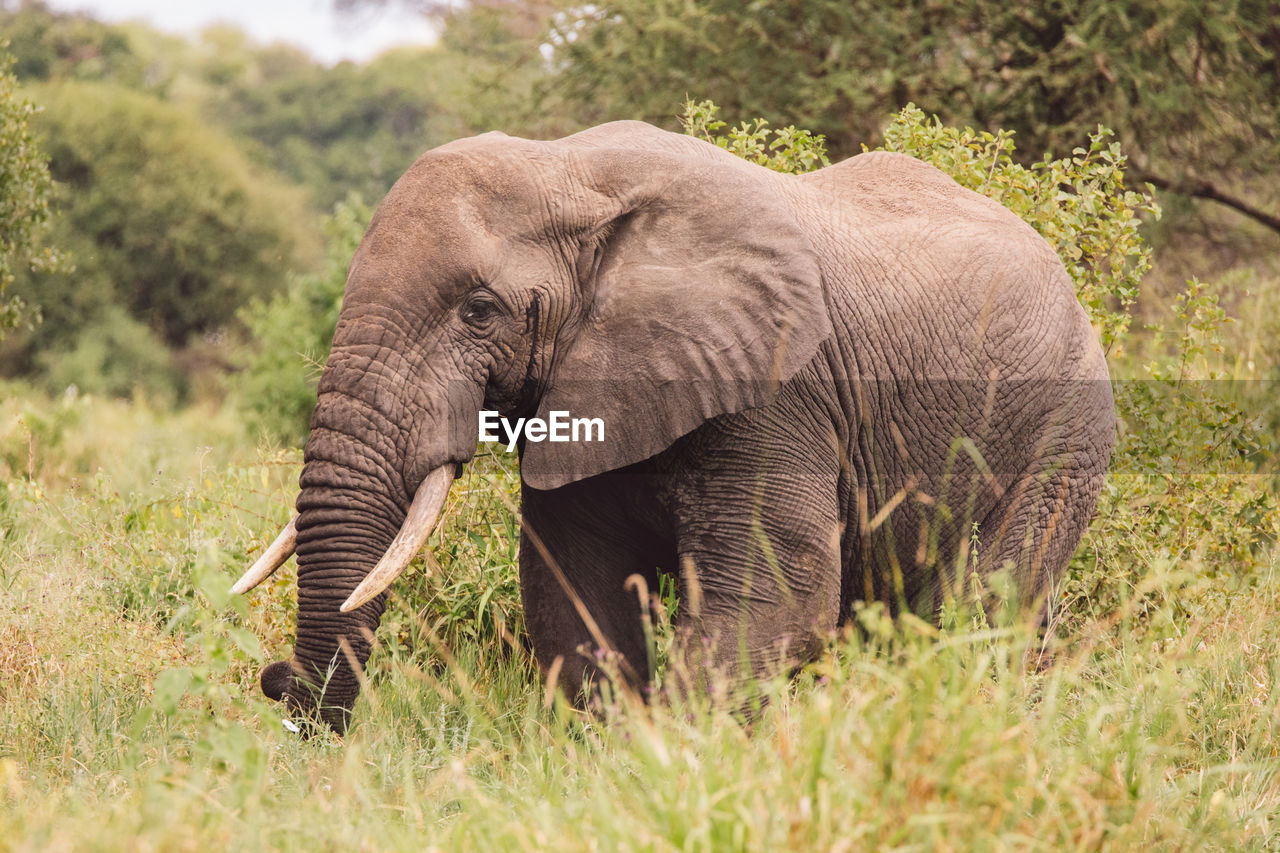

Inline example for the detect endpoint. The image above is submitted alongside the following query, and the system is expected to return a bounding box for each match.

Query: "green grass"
[4,98,1275,850]
[0,383,1277,851]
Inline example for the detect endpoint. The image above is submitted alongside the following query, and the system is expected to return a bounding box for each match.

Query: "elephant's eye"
[460,292,501,327]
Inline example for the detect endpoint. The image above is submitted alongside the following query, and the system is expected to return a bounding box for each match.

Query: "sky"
[43,0,440,65]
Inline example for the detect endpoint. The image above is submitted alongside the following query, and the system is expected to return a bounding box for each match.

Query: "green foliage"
[1066,276,1279,630]
[0,47,61,334]
[428,1,560,137]
[35,305,181,402]
[0,3,522,213]
[879,104,1160,353]
[0,80,315,396]
[546,0,1280,234]
[0,1,150,89]
[680,99,830,173]
[235,196,371,445]
[375,448,524,680]
[205,46,471,211]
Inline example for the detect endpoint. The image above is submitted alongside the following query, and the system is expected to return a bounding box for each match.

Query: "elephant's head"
[234,121,832,733]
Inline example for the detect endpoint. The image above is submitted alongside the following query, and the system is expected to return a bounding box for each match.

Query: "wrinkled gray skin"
[258,121,1114,733]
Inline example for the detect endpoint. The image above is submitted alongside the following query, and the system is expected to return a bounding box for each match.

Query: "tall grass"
[0,382,1277,850]
[2,106,1278,849]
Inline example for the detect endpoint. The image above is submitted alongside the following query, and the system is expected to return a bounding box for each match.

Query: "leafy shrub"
[234,195,371,446]
[373,448,525,682]
[36,305,180,401]
[0,48,62,334]
[682,98,831,174]
[1064,279,1278,630]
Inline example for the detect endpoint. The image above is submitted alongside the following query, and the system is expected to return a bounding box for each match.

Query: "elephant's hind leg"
[966,436,1110,626]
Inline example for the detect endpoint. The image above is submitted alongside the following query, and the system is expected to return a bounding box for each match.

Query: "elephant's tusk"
[231,515,298,594]
[340,464,457,613]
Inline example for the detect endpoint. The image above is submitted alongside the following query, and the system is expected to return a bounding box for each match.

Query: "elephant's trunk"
[244,304,481,732]
[339,465,456,612]
[251,395,465,733]
[280,448,405,732]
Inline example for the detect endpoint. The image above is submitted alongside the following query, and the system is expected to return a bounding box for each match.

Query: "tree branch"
[1138,172,1280,236]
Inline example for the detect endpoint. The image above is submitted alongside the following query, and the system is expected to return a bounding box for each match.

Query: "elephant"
[233,120,1115,733]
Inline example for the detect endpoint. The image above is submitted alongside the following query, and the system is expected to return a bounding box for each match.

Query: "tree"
[206,45,471,210]
[0,46,58,335]
[0,81,316,395]
[545,0,1280,235]
[330,0,558,137]
[2,2,547,214]
[0,0,150,90]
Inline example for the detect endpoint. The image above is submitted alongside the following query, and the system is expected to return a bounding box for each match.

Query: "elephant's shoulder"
[809,151,960,195]
[805,151,1006,222]
[805,152,1050,257]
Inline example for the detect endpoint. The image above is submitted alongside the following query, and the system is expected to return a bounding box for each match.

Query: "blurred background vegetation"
[1,0,1277,415]
[2,1,1280,847]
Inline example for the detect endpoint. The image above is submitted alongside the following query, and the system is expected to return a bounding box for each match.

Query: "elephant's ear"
[520,138,830,490]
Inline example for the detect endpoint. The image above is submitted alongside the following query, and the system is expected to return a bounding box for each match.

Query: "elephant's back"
[798,149,1059,279]
[801,151,993,218]
[796,151,1060,282]
[792,151,1100,385]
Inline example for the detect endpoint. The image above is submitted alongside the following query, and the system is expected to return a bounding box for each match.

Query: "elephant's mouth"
[231,464,457,601]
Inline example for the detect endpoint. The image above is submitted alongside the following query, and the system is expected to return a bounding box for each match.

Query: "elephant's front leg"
[668,411,844,701]
[518,470,673,705]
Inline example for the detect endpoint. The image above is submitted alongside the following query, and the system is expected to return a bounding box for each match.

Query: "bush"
[0,47,61,334]
[1065,278,1278,631]
[234,195,371,446]
[36,305,180,402]
[682,98,831,174]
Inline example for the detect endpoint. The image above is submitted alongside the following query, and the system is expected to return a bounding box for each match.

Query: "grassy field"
[2,111,1278,849]
[3,6,1278,846]
[0,378,1276,852]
